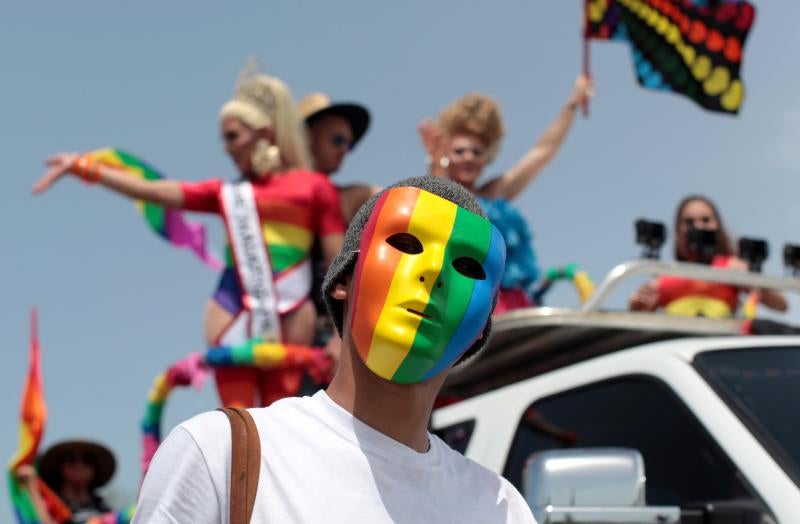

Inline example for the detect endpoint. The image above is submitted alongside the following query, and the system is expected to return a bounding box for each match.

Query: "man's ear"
[331,275,351,300]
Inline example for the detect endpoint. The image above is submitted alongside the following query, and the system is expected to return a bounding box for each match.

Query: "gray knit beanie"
[322,176,499,365]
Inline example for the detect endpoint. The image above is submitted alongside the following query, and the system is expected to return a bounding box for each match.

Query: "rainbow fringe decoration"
[205,339,331,374]
[85,505,135,524]
[140,341,332,481]
[141,353,209,477]
[8,310,71,524]
[88,148,223,270]
[743,289,760,320]
[533,264,596,305]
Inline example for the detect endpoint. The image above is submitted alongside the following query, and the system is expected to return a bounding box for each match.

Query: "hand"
[726,257,750,272]
[33,152,80,194]
[417,119,445,158]
[14,464,38,486]
[568,75,595,109]
[726,256,754,292]
[629,282,660,311]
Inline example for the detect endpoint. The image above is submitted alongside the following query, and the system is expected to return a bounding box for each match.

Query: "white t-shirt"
[134,391,535,524]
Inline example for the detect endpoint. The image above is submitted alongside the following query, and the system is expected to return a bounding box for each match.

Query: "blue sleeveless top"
[478,197,540,293]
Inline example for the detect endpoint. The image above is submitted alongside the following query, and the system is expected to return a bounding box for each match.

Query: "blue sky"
[3,0,799,517]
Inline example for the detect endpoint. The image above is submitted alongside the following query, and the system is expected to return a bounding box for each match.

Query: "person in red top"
[630,195,787,317]
[34,64,345,407]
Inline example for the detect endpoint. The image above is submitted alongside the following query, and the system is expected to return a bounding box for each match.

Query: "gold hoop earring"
[251,139,281,176]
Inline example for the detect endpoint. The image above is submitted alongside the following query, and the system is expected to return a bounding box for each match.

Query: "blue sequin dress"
[478,197,540,298]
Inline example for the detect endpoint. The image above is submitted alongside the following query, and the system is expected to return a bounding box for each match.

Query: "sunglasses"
[331,133,355,151]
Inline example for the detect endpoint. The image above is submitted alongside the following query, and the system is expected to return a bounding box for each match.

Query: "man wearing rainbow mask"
[134,177,535,523]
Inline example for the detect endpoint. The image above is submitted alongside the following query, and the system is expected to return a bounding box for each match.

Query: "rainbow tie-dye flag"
[88,149,223,270]
[585,0,755,113]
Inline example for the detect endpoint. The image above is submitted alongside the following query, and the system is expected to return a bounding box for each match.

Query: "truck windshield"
[695,346,800,487]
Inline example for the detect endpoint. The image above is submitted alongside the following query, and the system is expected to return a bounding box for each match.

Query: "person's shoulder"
[192,177,225,187]
[181,177,224,193]
[436,439,499,485]
[179,409,231,447]
[248,394,318,425]
[338,183,379,201]
[434,437,536,522]
[477,175,504,198]
[181,397,313,434]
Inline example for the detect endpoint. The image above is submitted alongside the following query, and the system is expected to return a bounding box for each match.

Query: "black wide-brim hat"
[39,440,116,490]
[298,93,370,148]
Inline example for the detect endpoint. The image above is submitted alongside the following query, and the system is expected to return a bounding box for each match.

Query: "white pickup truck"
[432,260,800,523]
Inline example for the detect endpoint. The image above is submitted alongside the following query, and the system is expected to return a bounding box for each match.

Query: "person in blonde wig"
[220,66,312,174]
[34,62,345,407]
[419,75,594,313]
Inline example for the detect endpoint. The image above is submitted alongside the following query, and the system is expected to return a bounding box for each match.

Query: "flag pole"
[31,307,37,350]
[582,6,591,117]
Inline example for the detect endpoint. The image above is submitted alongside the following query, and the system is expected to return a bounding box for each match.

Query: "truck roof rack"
[443,260,800,399]
[582,259,800,312]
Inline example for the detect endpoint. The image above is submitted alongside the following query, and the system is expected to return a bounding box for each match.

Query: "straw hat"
[39,440,116,490]
[298,93,370,148]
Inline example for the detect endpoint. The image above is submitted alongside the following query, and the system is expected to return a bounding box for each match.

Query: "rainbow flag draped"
[7,310,70,524]
[585,0,755,114]
[87,148,223,270]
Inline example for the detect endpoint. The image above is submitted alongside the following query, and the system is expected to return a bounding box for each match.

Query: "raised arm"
[33,152,184,208]
[489,76,594,201]
[321,233,345,267]
[761,288,789,312]
[14,465,57,524]
[314,177,347,267]
[417,119,448,178]
[726,257,789,313]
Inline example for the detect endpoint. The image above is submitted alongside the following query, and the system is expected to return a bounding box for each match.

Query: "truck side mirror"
[523,448,680,523]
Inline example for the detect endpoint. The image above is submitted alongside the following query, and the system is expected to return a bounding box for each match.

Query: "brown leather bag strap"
[218,407,261,524]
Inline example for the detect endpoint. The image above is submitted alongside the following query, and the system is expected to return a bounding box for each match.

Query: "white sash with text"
[220,182,281,344]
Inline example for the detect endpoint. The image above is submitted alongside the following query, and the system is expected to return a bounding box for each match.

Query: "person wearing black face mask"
[629,195,788,317]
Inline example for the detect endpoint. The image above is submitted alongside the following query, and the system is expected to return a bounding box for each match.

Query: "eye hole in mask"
[386,232,423,255]
[452,256,486,280]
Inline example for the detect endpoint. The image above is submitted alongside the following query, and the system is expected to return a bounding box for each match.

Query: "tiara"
[231,56,275,116]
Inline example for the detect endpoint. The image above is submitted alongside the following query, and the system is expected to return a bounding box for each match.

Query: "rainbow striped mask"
[349,187,505,384]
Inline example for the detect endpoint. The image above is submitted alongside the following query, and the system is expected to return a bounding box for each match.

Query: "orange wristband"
[87,158,102,183]
[71,156,87,178]
[72,155,100,184]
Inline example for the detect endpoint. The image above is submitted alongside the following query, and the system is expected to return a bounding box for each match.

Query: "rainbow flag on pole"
[7,310,70,524]
[585,0,755,114]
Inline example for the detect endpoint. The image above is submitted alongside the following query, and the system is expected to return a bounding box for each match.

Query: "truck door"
[502,375,771,515]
